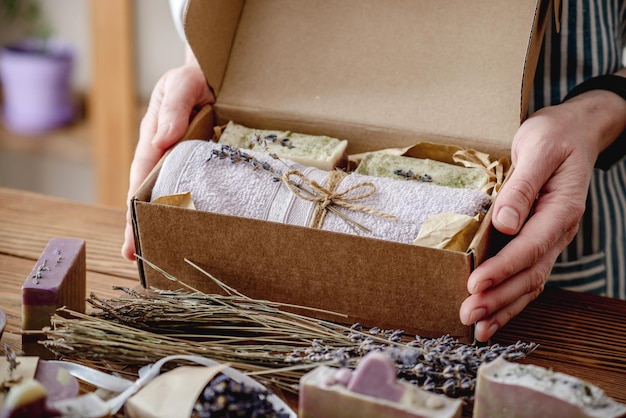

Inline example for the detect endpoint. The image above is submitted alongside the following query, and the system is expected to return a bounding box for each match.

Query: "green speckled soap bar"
[218,121,348,170]
[355,152,489,190]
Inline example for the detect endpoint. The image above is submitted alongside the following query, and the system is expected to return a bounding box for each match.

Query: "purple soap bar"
[22,238,86,357]
[299,351,462,418]
[0,308,6,339]
[474,357,626,418]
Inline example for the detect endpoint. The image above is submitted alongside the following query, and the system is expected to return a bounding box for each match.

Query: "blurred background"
[0,0,184,207]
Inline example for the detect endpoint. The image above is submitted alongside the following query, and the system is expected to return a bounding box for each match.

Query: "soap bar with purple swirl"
[21,238,86,357]
[0,308,6,340]
[474,357,626,418]
[299,352,462,418]
[0,359,80,418]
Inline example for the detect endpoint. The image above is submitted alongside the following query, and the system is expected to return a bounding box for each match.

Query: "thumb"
[152,67,214,148]
[492,158,548,235]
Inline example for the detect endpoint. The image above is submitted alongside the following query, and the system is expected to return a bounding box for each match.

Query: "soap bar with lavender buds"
[355,152,490,190]
[299,352,462,418]
[21,238,86,357]
[217,121,349,170]
[474,357,626,418]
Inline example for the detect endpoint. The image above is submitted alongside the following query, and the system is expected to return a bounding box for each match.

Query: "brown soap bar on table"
[21,238,86,357]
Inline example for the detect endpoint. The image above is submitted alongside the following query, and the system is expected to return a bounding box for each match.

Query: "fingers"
[122,64,214,261]
[472,291,538,341]
[152,66,214,148]
[122,216,137,261]
[460,248,554,341]
[460,218,579,340]
[468,193,579,291]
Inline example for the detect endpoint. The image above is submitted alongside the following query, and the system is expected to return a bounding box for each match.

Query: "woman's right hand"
[122,52,215,261]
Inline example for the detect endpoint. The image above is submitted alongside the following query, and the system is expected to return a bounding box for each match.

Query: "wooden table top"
[1,186,625,412]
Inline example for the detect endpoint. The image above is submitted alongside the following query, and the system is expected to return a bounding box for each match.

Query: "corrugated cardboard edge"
[520,0,552,122]
[184,0,244,96]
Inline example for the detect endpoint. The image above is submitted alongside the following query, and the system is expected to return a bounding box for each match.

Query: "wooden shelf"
[1,0,138,208]
[0,119,92,163]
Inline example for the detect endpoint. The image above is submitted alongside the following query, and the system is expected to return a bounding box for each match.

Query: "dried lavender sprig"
[285,330,538,399]
[393,168,433,183]
[207,144,283,182]
[251,132,295,150]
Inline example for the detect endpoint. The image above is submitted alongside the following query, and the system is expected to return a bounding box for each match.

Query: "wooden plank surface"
[0,187,136,279]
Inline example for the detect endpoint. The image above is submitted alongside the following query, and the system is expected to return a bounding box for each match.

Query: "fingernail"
[470,307,487,324]
[496,206,520,230]
[153,123,171,144]
[488,322,499,337]
[471,279,492,294]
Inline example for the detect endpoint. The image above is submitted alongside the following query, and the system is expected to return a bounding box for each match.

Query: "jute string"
[281,170,397,232]
[453,149,506,198]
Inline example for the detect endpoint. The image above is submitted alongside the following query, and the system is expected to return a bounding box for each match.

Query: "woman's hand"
[460,86,626,341]
[122,51,214,261]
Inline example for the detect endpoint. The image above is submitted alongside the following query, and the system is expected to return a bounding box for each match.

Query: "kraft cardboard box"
[132,0,553,342]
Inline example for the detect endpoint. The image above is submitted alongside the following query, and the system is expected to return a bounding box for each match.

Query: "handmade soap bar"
[0,378,48,418]
[22,238,86,357]
[474,357,626,418]
[299,352,462,418]
[0,357,79,418]
[217,120,349,170]
[355,152,490,190]
[0,308,5,339]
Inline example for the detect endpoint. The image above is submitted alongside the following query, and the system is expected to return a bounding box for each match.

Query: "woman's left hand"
[459,87,626,341]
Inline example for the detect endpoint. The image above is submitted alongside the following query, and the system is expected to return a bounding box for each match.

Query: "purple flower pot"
[0,38,75,135]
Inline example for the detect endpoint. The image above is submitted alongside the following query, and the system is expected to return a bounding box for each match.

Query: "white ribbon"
[49,355,296,417]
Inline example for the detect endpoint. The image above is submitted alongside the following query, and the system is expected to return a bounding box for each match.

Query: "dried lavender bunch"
[285,327,537,399]
[192,373,290,418]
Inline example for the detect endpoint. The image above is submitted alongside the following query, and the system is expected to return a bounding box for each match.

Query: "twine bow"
[281,170,397,233]
[453,149,508,198]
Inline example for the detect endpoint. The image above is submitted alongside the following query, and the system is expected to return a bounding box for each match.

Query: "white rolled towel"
[151,140,491,245]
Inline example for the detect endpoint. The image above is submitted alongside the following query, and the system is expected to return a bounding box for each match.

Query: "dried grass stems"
[42,257,537,398]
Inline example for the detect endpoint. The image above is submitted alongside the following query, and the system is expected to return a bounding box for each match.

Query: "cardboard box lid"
[184,0,549,158]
